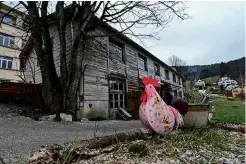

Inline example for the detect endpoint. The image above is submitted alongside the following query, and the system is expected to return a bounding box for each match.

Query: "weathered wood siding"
[23,22,185,119]
[81,30,109,118]
[125,46,139,91]
[23,49,42,84]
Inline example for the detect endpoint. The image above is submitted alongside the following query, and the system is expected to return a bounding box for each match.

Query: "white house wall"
[0,8,28,82]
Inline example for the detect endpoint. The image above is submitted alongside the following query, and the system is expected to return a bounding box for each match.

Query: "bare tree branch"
[4,1,189,117]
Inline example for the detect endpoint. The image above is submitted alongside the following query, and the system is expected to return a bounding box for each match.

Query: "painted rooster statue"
[139,76,184,138]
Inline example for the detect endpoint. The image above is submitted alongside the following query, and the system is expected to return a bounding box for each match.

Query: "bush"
[183,89,202,103]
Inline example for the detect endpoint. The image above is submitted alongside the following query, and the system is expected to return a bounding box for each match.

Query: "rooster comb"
[142,76,161,87]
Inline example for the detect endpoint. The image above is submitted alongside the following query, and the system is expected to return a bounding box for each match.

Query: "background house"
[20,16,185,119]
[0,3,28,83]
[231,86,245,98]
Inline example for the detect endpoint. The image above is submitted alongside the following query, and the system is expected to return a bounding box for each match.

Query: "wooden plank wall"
[125,46,139,91]
[81,32,109,118]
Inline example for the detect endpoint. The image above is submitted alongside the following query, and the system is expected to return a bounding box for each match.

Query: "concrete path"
[0,104,143,163]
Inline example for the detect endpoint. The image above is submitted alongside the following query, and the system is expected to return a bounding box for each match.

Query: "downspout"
[124,46,128,110]
[107,39,110,117]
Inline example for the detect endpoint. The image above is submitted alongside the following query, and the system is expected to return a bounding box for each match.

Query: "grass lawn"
[211,96,245,124]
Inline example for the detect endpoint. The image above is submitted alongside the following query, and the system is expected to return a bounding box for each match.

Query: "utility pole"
[240,71,243,86]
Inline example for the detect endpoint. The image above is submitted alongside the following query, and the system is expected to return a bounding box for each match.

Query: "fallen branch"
[218,124,245,133]
[28,128,149,164]
[76,128,149,149]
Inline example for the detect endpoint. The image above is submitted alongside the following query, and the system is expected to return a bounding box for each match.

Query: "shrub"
[183,89,202,103]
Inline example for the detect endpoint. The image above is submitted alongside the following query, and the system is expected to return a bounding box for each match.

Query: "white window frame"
[21,39,27,49]
[0,56,13,69]
[0,12,16,26]
[109,80,125,109]
[0,34,15,48]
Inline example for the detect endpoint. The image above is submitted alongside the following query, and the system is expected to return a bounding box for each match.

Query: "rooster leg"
[151,131,157,140]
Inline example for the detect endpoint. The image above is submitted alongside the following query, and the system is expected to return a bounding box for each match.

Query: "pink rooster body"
[139,77,184,135]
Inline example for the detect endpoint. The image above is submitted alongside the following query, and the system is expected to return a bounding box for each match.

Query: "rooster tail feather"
[168,106,184,128]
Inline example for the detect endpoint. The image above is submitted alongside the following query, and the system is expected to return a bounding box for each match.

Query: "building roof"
[19,5,184,78]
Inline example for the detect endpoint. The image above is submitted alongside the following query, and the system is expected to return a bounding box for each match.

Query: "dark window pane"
[21,39,26,48]
[120,101,123,107]
[0,12,4,18]
[165,70,170,80]
[110,83,114,89]
[2,60,6,68]
[9,38,14,47]
[4,37,9,46]
[0,36,3,45]
[115,102,118,108]
[114,94,118,101]
[110,102,113,108]
[138,54,147,71]
[113,83,118,90]
[154,64,160,76]
[109,94,113,101]
[109,41,123,61]
[3,16,16,25]
[173,74,176,82]
[120,94,123,100]
[7,61,12,69]
[119,82,123,90]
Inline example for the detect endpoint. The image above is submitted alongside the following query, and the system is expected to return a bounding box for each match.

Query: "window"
[173,90,178,98]
[109,81,124,109]
[0,12,16,26]
[0,34,15,48]
[138,54,147,71]
[154,63,160,76]
[109,40,124,62]
[178,91,183,98]
[165,69,170,80]
[173,74,176,83]
[21,39,27,49]
[20,56,27,71]
[0,56,13,69]
[0,80,11,83]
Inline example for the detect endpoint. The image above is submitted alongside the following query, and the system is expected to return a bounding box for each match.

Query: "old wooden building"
[20,17,184,119]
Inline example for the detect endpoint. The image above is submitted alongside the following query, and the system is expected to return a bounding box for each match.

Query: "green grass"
[202,75,220,84]
[211,97,245,124]
[163,127,229,151]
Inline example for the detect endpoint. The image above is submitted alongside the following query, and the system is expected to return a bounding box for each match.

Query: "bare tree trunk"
[66,38,85,119]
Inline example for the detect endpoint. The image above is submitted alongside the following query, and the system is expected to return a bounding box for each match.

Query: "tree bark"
[66,37,85,118]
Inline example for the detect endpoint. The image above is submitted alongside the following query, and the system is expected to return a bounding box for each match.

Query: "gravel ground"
[0,104,143,163]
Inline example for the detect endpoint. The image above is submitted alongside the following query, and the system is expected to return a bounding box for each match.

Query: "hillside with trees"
[184,57,245,85]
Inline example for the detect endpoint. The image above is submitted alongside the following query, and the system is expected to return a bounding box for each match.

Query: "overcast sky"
[133,1,245,66]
